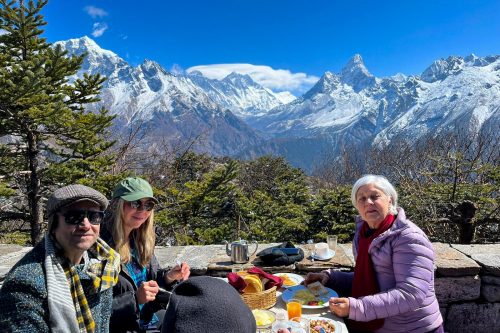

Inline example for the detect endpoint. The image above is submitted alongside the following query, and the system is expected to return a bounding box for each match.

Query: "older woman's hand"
[137,280,159,304]
[303,272,329,286]
[329,297,349,317]
[165,262,191,284]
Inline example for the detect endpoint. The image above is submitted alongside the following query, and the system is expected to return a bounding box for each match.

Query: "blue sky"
[40,0,500,95]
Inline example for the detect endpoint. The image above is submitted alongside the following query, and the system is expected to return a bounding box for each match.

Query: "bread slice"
[306,281,329,296]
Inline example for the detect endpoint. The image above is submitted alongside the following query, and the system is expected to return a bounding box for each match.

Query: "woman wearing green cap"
[101,177,190,333]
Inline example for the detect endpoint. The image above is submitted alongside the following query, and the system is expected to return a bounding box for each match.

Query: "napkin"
[247,267,283,290]
[227,272,247,292]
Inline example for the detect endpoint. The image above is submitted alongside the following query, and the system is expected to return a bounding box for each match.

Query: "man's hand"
[137,280,159,305]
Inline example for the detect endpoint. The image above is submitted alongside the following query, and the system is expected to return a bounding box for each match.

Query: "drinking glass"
[231,264,243,273]
[286,299,302,320]
[306,239,315,262]
[327,235,337,256]
[289,317,310,333]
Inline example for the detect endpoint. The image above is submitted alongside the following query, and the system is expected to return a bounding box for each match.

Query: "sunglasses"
[62,210,105,225]
[127,200,155,212]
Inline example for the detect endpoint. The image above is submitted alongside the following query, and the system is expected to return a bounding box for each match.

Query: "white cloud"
[187,63,319,94]
[170,64,185,75]
[84,6,108,19]
[91,22,108,37]
[0,29,7,35]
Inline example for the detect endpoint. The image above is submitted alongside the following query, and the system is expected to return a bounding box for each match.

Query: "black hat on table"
[162,276,256,333]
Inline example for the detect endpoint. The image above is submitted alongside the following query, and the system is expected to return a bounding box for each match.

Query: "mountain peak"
[55,36,119,59]
[188,70,204,77]
[223,72,256,86]
[340,54,375,91]
[142,59,162,67]
[421,56,465,83]
[303,71,339,99]
[140,59,168,78]
[347,54,364,66]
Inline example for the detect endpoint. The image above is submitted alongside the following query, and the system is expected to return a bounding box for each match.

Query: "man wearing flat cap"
[0,184,121,333]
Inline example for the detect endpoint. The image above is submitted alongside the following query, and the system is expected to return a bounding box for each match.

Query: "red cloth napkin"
[227,272,247,292]
[247,267,283,289]
[227,268,284,292]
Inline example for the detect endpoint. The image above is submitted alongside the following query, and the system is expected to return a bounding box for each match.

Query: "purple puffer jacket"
[325,208,443,333]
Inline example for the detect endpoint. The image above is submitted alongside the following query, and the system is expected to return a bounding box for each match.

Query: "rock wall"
[434,244,500,333]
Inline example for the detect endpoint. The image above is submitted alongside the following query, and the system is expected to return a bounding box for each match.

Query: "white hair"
[351,174,398,214]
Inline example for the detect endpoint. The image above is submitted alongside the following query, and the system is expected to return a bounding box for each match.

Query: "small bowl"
[252,309,276,328]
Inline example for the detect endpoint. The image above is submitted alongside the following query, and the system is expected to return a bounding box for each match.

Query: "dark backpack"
[256,241,304,266]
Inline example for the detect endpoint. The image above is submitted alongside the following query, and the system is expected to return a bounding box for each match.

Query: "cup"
[314,242,329,258]
[286,299,302,320]
[327,235,337,253]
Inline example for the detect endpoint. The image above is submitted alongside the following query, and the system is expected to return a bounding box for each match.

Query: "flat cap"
[46,184,108,216]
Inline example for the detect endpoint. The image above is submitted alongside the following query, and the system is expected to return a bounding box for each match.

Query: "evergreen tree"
[0,0,116,244]
[157,157,240,245]
[237,156,312,242]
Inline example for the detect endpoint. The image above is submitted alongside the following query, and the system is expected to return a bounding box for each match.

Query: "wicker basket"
[241,285,277,310]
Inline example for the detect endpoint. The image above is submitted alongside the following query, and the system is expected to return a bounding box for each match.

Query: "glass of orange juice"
[286,299,302,320]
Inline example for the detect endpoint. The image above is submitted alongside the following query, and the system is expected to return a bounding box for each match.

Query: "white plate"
[281,285,338,309]
[312,249,335,261]
[275,273,304,288]
[308,316,342,333]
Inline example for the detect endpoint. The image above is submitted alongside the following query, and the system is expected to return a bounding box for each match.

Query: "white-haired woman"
[305,175,443,333]
[101,177,190,333]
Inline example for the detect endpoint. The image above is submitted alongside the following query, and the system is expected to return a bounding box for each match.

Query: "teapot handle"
[249,241,258,257]
[224,240,231,256]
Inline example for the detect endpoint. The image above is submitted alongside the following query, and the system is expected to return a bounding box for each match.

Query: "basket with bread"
[227,267,283,309]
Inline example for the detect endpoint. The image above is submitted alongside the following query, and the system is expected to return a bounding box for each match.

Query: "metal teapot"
[224,239,258,264]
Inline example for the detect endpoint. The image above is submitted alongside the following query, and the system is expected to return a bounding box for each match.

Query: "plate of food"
[274,273,304,288]
[309,316,342,333]
[281,285,338,309]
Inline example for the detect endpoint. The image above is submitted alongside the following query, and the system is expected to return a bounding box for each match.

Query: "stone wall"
[433,243,500,332]
[1,242,499,332]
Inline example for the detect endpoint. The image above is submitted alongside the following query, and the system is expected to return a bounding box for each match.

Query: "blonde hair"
[110,199,156,266]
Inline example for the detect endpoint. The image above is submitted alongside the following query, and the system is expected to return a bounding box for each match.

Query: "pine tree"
[0,0,116,244]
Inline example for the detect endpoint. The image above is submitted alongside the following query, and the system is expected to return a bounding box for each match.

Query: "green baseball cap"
[112,177,158,203]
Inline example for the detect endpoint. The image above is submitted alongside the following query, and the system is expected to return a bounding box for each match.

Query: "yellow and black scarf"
[45,236,120,333]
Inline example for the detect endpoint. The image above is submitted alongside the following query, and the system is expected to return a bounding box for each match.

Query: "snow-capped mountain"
[56,37,272,156]
[186,70,294,118]
[57,37,499,171]
[242,54,500,170]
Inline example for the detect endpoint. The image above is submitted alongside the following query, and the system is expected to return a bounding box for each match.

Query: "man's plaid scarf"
[63,238,121,333]
[46,235,120,333]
